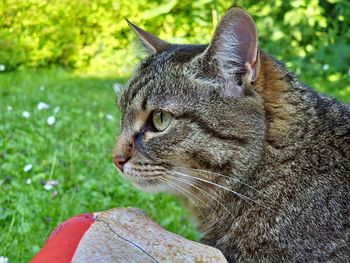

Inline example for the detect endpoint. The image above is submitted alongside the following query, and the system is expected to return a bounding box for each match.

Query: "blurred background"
[0,0,349,261]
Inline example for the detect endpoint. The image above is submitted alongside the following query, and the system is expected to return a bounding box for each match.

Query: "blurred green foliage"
[1,0,349,80]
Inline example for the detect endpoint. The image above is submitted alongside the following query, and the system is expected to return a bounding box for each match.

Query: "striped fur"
[114,7,350,263]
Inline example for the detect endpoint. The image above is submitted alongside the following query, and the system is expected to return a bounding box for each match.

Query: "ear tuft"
[126,19,170,54]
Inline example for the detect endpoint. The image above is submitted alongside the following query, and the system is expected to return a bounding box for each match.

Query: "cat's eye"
[152,111,172,131]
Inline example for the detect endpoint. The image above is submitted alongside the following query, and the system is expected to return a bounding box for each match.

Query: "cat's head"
[113,7,266,194]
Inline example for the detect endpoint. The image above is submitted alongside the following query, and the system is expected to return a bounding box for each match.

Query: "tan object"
[72,208,227,263]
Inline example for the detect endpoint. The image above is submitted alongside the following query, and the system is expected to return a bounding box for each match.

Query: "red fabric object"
[30,213,95,263]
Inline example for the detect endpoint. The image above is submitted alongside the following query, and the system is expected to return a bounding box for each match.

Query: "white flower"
[0,65,5,72]
[113,83,123,94]
[47,116,56,126]
[43,180,58,191]
[23,164,33,172]
[22,111,30,118]
[322,64,329,70]
[40,86,45,91]
[44,184,53,191]
[54,106,60,114]
[46,180,58,186]
[106,114,114,121]
[0,256,9,263]
[26,178,32,184]
[37,102,50,110]
[7,106,12,111]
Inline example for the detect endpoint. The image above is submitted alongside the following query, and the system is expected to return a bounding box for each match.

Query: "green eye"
[152,111,172,131]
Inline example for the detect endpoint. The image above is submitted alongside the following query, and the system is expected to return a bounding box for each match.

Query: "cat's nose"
[113,132,134,172]
[113,156,130,172]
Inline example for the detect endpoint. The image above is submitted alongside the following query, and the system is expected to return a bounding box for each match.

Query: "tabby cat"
[113,7,350,263]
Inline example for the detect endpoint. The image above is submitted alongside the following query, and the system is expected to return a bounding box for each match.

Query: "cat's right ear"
[197,8,259,97]
[126,19,170,54]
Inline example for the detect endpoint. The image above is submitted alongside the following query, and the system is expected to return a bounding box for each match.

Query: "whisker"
[160,177,210,225]
[128,174,164,180]
[174,166,275,202]
[168,177,217,234]
[161,177,207,207]
[174,171,275,212]
[170,175,233,217]
[174,171,252,204]
[144,176,151,193]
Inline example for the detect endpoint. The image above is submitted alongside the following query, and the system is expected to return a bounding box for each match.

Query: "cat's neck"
[186,53,311,227]
[255,52,312,148]
[189,52,349,244]
[255,52,349,161]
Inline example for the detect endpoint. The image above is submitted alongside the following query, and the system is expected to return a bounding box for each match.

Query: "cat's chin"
[127,175,183,194]
[131,179,170,193]
[121,174,167,193]
[131,178,191,196]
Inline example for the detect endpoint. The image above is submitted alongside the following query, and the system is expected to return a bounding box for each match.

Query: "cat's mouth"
[121,164,196,195]
[122,163,169,192]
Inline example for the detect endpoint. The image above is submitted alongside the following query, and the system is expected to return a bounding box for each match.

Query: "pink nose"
[113,156,129,172]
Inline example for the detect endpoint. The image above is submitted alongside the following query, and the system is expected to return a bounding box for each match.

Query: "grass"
[0,67,349,262]
[0,68,198,262]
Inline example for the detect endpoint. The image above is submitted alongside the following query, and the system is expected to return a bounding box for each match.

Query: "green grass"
[0,69,198,262]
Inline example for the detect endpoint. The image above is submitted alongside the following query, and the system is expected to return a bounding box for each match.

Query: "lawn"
[0,69,198,262]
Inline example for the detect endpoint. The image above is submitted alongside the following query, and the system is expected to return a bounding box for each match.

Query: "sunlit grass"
[0,69,198,262]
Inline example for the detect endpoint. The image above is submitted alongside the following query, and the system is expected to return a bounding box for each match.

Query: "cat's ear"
[203,7,258,87]
[126,19,170,54]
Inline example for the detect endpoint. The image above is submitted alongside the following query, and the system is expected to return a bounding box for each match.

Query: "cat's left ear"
[126,19,170,54]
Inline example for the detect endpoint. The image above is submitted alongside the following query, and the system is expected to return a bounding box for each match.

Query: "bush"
[0,0,349,83]
[0,0,125,71]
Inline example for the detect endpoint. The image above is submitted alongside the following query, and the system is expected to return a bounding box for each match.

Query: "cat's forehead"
[118,45,210,131]
[119,56,171,113]
[120,45,206,110]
